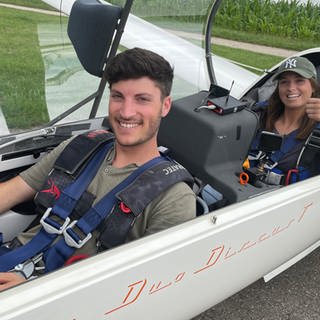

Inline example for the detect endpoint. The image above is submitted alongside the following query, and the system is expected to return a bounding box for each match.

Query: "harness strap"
[98,204,135,250]
[297,126,320,167]
[270,129,298,164]
[55,130,114,176]
[99,160,194,249]
[44,156,167,272]
[285,168,299,185]
[117,161,193,215]
[0,141,113,272]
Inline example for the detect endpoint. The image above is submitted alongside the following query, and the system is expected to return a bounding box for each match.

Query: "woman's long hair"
[261,78,320,139]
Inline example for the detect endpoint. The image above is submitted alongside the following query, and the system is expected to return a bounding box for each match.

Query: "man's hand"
[0,272,26,292]
[306,98,320,121]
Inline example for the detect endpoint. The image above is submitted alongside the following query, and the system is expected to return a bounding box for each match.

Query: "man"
[0,47,196,291]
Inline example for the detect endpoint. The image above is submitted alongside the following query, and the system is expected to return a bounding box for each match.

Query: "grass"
[213,44,282,75]
[149,18,319,52]
[0,0,55,10]
[212,27,319,52]
[0,7,60,129]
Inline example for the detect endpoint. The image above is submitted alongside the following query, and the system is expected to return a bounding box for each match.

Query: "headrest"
[68,0,122,77]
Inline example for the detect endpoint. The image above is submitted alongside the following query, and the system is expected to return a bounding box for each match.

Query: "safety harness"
[0,130,193,278]
[249,124,320,185]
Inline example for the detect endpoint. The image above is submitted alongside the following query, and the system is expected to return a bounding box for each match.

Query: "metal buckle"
[307,129,320,151]
[264,171,284,185]
[63,220,92,249]
[40,207,71,235]
[14,253,44,279]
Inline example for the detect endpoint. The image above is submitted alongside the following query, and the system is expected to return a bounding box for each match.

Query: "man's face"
[108,77,171,148]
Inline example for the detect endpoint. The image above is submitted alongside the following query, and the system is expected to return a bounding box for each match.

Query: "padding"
[68,0,122,77]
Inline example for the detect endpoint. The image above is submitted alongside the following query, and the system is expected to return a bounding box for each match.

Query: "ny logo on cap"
[284,58,297,69]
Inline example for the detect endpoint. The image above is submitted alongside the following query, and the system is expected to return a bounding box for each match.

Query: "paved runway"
[193,246,320,319]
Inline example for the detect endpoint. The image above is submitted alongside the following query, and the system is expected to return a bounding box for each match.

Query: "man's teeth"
[120,122,139,128]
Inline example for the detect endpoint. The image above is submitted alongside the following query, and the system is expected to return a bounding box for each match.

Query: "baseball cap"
[273,56,317,80]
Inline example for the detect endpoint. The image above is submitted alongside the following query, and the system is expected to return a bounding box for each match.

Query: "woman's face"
[278,72,313,110]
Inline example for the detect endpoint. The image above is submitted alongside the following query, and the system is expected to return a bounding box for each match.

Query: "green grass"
[212,27,319,52]
[0,7,60,129]
[213,44,283,75]
[149,18,319,52]
[1,0,55,10]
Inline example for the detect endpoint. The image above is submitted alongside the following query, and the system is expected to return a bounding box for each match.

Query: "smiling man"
[0,48,196,291]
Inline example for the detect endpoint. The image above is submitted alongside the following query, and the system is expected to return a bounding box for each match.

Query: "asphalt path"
[192,246,320,320]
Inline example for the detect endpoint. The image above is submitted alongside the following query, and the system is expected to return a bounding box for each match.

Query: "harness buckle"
[264,171,284,185]
[40,208,71,235]
[13,253,44,279]
[63,220,92,249]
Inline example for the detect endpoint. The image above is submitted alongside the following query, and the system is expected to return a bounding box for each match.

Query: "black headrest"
[68,0,122,77]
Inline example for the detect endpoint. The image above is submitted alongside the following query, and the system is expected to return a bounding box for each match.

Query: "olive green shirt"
[19,139,196,256]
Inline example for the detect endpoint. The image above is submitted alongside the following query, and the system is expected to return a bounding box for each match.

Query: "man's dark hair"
[105,47,173,98]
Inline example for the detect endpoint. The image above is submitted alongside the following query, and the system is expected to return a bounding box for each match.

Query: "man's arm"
[0,176,36,215]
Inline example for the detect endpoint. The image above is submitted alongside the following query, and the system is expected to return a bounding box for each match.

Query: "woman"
[250,56,320,185]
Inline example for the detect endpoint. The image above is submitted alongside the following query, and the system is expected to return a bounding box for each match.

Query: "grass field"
[0,7,59,129]
[149,17,319,52]
[0,0,54,10]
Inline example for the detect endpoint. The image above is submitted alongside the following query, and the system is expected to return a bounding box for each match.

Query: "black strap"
[297,126,320,175]
[117,160,193,215]
[98,160,194,249]
[35,130,114,219]
[98,205,135,250]
[55,130,114,176]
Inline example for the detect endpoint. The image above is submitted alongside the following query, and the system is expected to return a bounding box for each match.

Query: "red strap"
[64,254,89,266]
[285,168,299,186]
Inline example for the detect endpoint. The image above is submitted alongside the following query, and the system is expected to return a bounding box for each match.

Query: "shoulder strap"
[35,129,113,215]
[55,130,114,176]
[0,135,113,272]
[117,160,193,216]
[283,124,320,183]
[297,124,320,169]
[44,156,170,272]
[99,159,194,249]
